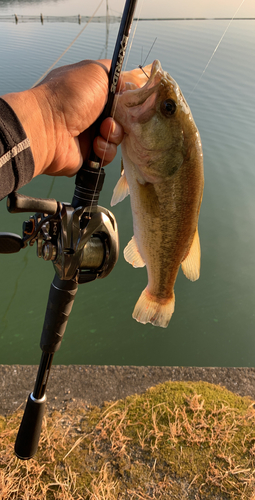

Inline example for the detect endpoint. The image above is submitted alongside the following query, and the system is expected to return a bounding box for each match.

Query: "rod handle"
[72,163,105,209]
[14,393,46,460]
[40,274,78,353]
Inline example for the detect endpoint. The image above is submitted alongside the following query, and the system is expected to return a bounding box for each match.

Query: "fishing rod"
[0,0,138,460]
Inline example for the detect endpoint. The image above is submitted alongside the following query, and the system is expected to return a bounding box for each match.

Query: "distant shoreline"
[0,365,254,416]
[0,15,254,23]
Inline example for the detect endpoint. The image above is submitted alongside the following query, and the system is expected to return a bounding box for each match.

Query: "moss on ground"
[0,381,254,499]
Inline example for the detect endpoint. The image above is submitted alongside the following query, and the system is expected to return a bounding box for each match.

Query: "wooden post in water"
[78,14,81,24]
[40,14,44,25]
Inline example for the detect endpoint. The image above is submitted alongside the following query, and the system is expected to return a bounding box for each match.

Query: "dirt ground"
[0,364,254,415]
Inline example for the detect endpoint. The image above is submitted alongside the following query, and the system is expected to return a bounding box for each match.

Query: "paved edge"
[0,365,254,415]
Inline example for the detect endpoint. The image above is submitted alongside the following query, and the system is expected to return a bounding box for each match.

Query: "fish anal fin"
[110,169,130,206]
[133,288,175,328]
[181,227,201,282]
[124,236,145,268]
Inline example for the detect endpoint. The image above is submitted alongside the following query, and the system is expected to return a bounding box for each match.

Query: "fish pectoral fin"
[124,236,145,268]
[133,288,175,328]
[110,170,130,206]
[181,227,201,282]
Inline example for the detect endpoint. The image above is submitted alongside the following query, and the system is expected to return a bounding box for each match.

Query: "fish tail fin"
[132,288,175,328]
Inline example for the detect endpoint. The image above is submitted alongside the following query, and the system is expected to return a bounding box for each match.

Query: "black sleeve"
[0,97,35,201]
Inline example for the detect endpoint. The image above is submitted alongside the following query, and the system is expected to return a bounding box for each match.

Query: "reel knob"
[0,233,24,254]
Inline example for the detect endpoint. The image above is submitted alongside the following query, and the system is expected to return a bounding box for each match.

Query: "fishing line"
[137,38,157,78]
[89,0,245,213]
[138,66,149,78]
[141,37,157,67]
[29,0,103,199]
[187,0,246,98]
[88,0,145,215]
[31,0,104,88]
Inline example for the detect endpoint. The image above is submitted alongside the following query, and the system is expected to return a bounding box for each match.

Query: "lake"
[0,0,255,367]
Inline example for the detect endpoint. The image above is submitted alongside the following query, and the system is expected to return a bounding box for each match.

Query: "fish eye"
[160,99,176,117]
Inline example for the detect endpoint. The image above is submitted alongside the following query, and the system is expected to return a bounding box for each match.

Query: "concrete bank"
[0,365,254,415]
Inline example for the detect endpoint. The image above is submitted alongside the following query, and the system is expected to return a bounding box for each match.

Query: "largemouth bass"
[111,60,204,328]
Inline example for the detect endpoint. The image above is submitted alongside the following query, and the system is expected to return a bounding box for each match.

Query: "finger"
[96,59,112,72]
[78,128,94,162]
[93,136,118,165]
[100,117,124,146]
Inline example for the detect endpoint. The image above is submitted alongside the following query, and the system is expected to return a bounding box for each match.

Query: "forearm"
[2,88,53,177]
[0,97,35,200]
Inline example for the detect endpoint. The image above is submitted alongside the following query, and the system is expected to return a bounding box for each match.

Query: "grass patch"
[0,381,254,499]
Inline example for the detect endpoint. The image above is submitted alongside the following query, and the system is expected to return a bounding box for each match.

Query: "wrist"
[1,88,55,177]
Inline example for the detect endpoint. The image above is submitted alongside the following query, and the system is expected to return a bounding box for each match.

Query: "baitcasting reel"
[0,191,119,283]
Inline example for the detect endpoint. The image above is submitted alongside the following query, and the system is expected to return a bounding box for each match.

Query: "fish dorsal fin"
[124,236,145,268]
[181,227,201,281]
[110,162,130,207]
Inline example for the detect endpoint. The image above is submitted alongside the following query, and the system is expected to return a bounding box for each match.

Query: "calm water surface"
[0,0,255,366]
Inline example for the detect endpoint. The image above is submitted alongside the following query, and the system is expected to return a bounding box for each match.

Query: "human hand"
[2,60,124,178]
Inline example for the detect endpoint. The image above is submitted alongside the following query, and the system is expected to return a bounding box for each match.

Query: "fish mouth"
[118,59,165,107]
[148,59,164,82]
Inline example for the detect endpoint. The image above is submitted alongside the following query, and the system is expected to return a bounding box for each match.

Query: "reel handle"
[0,233,23,253]
[7,192,58,215]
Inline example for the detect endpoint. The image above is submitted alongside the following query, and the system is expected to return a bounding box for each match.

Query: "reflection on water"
[0,14,255,367]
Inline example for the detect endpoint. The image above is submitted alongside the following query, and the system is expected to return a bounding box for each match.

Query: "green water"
[0,8,255,366]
